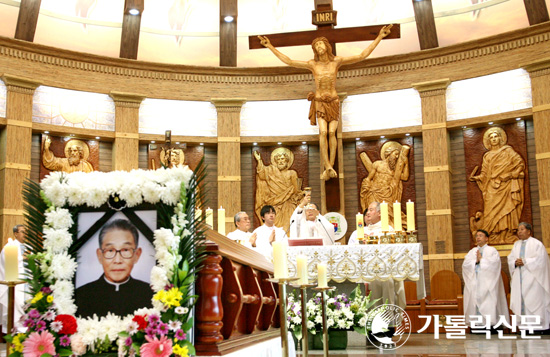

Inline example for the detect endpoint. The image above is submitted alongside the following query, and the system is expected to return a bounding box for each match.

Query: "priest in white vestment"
[348,202,405,310]
[226,212,256,249]
[252,205,287,259]
[289,196,334,245]
[507,222,550,330]
[463,229,510,326]
[0,225,27,333]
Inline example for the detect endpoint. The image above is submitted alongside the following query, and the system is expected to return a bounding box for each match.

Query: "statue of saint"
[160,148,185,168]
[254,148,304,232]
[259,25,393,181]
[469,127,525,244]
[42,137,94,173]
[360,141,410,226]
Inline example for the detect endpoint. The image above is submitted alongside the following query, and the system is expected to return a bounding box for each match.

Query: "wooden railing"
[195,230,280,355]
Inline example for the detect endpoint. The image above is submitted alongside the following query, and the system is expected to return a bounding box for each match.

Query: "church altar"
[287,243,426,299]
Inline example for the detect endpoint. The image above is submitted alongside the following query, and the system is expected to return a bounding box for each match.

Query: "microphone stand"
[318,217,335,245]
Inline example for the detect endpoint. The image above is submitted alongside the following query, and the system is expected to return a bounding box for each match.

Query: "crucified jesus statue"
[259,24,392,181]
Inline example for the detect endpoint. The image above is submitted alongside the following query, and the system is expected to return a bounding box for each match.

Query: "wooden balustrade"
[195,230,280,355]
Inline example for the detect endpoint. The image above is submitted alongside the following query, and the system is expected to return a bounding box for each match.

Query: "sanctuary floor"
[295,334,550,356]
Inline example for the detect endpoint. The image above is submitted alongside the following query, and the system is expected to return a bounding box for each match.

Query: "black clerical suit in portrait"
[75,275,153,318]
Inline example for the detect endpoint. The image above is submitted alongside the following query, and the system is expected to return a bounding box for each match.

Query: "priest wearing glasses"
[75,219,154,318]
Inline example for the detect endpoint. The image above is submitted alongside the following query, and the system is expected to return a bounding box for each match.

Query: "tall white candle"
[4,238,18,281]
[296,255,308,285]
[205,207,213,228]
[393,201,402,231]
[356,213,364,240]
[406,200,415,231]
[380,201,389,232]
[218,206,225,236]
[317,263,327,288]
[195,209,202,221]
[273,241,288,279]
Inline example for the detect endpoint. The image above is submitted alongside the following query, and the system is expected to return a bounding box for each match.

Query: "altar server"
[463,229,510,327]
[0,225,27,333]
[507,222,550,331]
[227,211,256,248]
[289,195,334,245]
[252,205,287,259]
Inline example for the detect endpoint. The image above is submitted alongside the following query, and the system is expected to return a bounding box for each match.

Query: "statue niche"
[357,138,415,229]
[40,135,98,179]
[467,126,527,244]
[253,146,308,233]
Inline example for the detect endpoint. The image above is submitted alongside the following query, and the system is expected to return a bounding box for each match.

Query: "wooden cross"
[249,0,400,52]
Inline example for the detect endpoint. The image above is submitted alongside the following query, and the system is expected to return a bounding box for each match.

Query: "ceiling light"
[95,136,100,140]
[356,138,360,141]
[253,142,257,146]
[516,117,521,121]
[129,9,140,15]
[175,142,180,145]
[405,133,410,136]
[44,131,49,134]
[277,142,282,145]
[224,15,234,23]
[380,136,385,139]
[151,141,156,144]
[199,143,204,146]
[488,122,494,125]
[302,142,306,145]
[462,126,467,129]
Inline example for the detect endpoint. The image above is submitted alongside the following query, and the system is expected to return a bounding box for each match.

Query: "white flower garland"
[39,166,194,351]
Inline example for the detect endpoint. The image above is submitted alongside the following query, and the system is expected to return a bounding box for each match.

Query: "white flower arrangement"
[35,166,196,353]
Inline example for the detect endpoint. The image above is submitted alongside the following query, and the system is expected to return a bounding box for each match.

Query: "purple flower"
[125,336,133,347]
[157,322,169,336]
[35,320,46,332]
[59,335,71,347]
[144,325,157,337]
[164,284,174,290]
[287,316,292,322]
[175,329,186,341]
[335,302,342,310]
[28,309,40,319]
[41,287,52,294]
[23,319,34,328]
[42,310,56,321]
[148,314,160,325]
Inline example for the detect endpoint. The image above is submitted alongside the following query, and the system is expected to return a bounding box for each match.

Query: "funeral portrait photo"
[74,210,157,318]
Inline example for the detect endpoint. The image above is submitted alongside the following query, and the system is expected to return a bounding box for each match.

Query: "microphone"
[286,219,295,238]
[318,217,335,245]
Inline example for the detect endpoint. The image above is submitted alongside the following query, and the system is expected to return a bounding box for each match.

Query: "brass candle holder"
[312,286,336,357]
[0,280,26,356]
[380,231,391,244]
[394,231,406,244]
[290,282,316,357]
[266,277,299,357]
[406,230,418,243]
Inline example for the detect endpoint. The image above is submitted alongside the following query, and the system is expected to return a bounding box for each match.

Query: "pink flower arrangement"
[140,335,173,357]
[22,331,56,357]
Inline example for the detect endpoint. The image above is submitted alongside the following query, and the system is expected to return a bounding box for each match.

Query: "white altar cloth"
[287,243,425,298]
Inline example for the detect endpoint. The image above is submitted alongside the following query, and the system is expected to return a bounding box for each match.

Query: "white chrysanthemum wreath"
[7,165,205,357]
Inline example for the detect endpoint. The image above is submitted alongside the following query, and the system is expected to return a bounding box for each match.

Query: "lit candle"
[205,207,213,228]
[406,200,415,231]
[317,263,327,288]
[356,212,364,240]
[195,208,202,221]
[4,238,19,281]
[393,201,402,232]
[296,255,308,285]
[218,206,225,236]
[273,241,288,279]
[380,201,389,232]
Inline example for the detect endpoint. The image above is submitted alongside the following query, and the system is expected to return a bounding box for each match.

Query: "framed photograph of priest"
[74,211,156,318]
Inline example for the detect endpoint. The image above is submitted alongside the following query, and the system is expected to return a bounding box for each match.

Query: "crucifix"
[249,1,399,183]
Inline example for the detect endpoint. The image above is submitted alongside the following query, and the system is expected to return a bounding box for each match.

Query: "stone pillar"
[212,98,245,234]
[0,75,40,244]
[413,79,454,277]
[523,59,550,246]
[109,91,145,171]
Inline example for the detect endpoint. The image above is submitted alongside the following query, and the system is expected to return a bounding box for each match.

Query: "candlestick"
[205,207,213,228]
[406,200,415,231]
[356,212,364,240]
[266,277,299,357]
[4,239,19,281]
[393,201,402,231]
[317,263,327,288]
[217,206,225,236]
[313,286,336,357]
[296,255,308,285]
[380,201,389,232]
[273,241,288,279]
